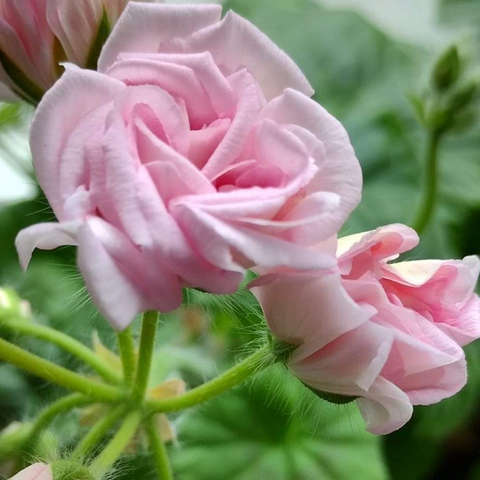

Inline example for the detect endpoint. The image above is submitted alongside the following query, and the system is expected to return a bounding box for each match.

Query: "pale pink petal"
[252,273,374,361]
[175,204,335,272]
[77,218,183,330]
[356,377,413,435]
[30,66,125,217]
[160,11,313,100]
[261,89,362,235]
[98,3,222,72]
[201,71,264,181]
[106,58,217,128]
[443,294,480,346]
[9,463,52,480]
[15,221,81,270]
[338,224,419,278]
[114,52,237,118]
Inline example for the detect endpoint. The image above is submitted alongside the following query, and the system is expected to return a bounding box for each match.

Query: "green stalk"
[0,320,122,385]
[0,338,122,402]
[147,345,272,413]
[411,130,442,234]
[89,411,142,479]
[117,327,137,387]
[145,421,173,480]
[72,405,128,459]
[132,311,158,403]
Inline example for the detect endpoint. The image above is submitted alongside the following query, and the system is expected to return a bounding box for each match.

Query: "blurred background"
[1,0,480,479]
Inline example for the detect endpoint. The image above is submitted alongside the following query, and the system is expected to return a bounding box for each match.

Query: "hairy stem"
[117,327,137,387]
[411,130,442,234]
[0,320,121,385]
[145,421,173,480]
[147,345,272,413]
[132,311,158,403]
[0,338,122,402]
[89,411,142,479]
[72,405,128,459]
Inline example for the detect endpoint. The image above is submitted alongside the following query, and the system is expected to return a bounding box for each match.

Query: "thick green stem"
[89,411,142,479]
[145,421,173,480]
[132,311,158,403]
[147,345,272,413]
[0,320,122,385]
[117,327,137,387]
[0,338,122,402]
[72,405,128,459]
[411,130,442,234]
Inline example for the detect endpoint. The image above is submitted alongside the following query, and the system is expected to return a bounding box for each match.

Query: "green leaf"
[172,367,389,480]
[86,9,112,70]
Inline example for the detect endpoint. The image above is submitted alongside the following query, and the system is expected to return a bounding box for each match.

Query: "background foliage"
[1,0,479,479]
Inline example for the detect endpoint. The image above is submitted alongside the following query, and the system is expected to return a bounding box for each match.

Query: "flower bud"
[0,422,33,464]
[432,45,461,92]
[51,461,94,480]
[0,0,151,104]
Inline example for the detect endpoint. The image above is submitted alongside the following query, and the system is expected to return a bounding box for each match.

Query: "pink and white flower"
[16,3,362,329]
[252,224,480,434]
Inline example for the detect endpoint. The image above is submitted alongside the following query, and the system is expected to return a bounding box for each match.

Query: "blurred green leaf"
[172,367,389,480]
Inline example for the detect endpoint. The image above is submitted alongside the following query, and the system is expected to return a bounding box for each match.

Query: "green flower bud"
[432,46,461,92]
[51,461,94,480]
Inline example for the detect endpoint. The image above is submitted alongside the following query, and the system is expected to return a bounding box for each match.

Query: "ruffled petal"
[160,11,313,100]
[98,3,222,72]
[29,66,125,217]
[356,377,413,435]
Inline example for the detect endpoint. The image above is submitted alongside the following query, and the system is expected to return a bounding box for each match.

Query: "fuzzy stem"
[72,405,128,459]
[145,421,173,480]
[89,411,142,479]
[147,345,272,413]
[0,320,122,385]
[117,327,137,387]
[132,311,158,403]
[0,338,122,402]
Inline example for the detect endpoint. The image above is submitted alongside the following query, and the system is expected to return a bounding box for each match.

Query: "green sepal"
[268,335,296,363]
[432,45,461,92]
[85,8,111,70]
[304,384,359,405]
[51,460,95,480]
[0,50,44,105]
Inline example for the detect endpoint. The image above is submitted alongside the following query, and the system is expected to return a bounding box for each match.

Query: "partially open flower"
[253,224,480,434]
[0,0,150,103]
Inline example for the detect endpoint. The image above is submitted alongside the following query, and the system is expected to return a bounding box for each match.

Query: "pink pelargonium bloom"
[252,224,480,434]
[0,0,149,103]
[15,3,362,330]
[9,464,52,480]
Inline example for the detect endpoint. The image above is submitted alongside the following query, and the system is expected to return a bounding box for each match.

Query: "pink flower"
[252,224,480,434]
[0,0,146,103]
[9,464,52,480]
[15,3,362,330]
